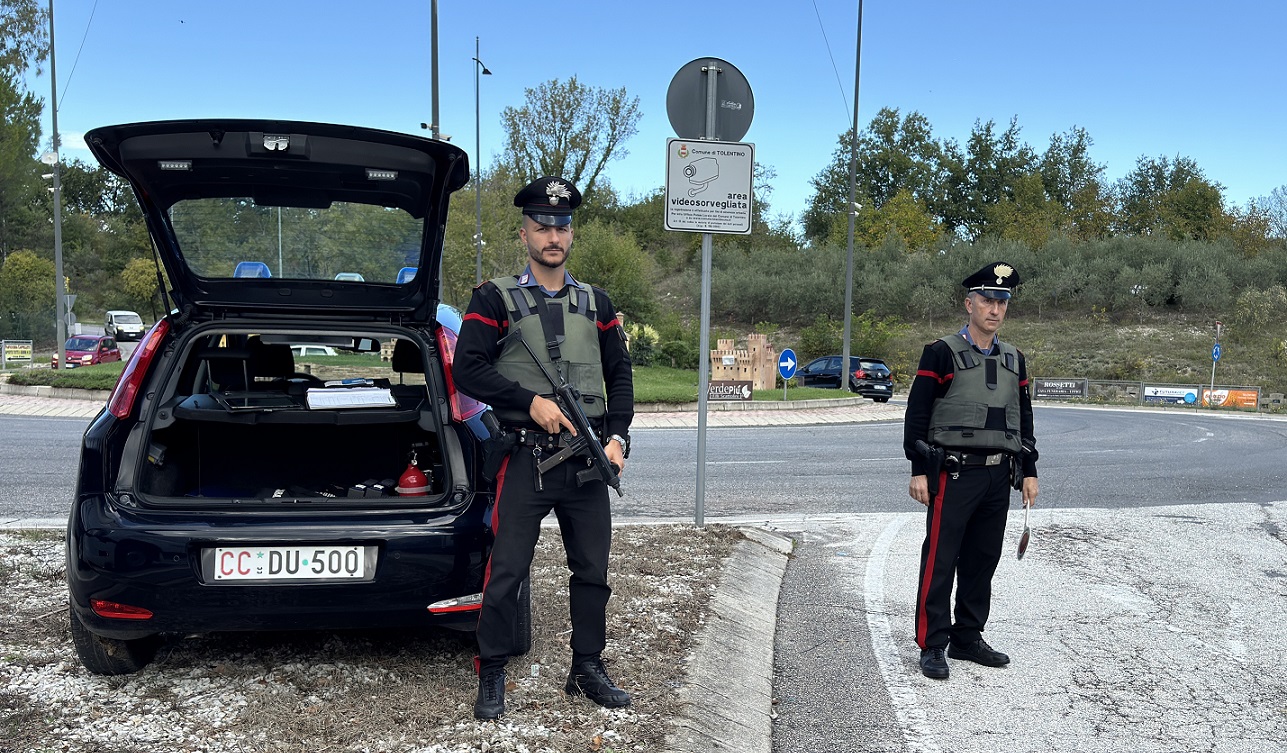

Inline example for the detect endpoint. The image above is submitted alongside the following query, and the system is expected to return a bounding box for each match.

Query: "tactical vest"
[490,277,606,425]
[928,333,1023,454]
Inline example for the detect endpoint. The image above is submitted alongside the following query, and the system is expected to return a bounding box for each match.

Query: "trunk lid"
[85,120,469,321]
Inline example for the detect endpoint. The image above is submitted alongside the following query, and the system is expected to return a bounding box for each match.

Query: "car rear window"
[169,198,422,284]
[859,360,889,374]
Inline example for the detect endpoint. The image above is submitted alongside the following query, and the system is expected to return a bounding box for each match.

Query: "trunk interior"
[142,420,447,502]
[134,325,458,507]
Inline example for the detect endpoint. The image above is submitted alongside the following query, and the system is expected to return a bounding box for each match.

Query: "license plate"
[874,384,888,390]
[211,545,367,581]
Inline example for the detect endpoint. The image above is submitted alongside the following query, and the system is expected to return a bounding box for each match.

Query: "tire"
[513,576,532,656]
[68,604,161,675]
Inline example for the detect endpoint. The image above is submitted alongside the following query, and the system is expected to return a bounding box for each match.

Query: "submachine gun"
[500,330,622,497]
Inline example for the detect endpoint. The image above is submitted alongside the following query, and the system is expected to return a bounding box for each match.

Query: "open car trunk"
[128,322,466,509]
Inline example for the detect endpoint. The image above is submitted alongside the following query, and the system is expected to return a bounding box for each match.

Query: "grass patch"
[7,361,124,390]
[631,365,868,404]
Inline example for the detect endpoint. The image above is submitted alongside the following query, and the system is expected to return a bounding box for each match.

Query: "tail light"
[107,319,170,419]
[435,325,486,422]
[853,369,867,379]
[91,599,153,620]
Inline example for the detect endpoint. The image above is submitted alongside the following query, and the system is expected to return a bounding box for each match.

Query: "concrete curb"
[637,395,875,413]
[0,382,112,402]
[666,528,793,753]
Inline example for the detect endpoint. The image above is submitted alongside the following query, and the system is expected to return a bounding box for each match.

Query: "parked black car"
[66,119,528,675]
[797,355,894,402]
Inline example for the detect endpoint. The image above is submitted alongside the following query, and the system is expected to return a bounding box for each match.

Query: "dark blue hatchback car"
[67,120,525,674]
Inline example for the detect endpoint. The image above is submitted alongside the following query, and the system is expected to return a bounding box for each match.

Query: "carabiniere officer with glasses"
[902,262,1040,680]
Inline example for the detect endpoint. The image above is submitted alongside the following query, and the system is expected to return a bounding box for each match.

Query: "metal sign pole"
[1209,321,1221,407]
[694,61,720,528]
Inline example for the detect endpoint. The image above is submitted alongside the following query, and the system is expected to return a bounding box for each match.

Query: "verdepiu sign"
[708,380,752,401]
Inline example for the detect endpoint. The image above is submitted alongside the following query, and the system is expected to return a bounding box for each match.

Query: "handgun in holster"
[914,440,947,497]
[479,411,516,484]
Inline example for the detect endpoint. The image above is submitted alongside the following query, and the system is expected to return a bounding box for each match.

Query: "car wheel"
[69,604,162,675]
[513,576,532,656]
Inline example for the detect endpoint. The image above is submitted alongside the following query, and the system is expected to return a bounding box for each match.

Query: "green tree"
[1261,186,1287,240]
[0,71,42,259]
[0,247,52,307]
[499,76,641,205]
[0,0,49,77]
[120,256,164,319]
[803,108,949,244]
[957,117,1038,240]
[1038,126,1113,240]
[826,188,942,252]
[566,219,656,321]
[1114,155,1225,239]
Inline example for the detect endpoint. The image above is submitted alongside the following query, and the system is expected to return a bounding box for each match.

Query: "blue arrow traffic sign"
[1212,343,1221,362]
[778,349,797,380]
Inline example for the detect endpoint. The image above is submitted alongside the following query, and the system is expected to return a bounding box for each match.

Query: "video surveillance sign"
[664,138,754,234]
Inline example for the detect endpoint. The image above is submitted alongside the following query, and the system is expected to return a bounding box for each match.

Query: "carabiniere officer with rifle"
[902,262,1039,681]
[453,176,634,720]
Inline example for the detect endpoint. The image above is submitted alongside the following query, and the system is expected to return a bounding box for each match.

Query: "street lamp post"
[473,38,491,284]
[841,0,863,392]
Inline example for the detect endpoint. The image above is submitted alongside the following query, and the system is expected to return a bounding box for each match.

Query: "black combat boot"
[919,647,949,679]
[474,667,506,720]
[564,658,631,708]
[948,637,1010,667]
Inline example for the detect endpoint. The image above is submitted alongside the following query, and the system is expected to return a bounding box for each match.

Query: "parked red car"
[52,335,122,369]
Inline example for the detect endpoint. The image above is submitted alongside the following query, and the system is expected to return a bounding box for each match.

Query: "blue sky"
[26,0,1287,226]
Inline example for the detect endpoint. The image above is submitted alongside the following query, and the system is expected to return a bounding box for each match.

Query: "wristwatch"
[607,433,630,458]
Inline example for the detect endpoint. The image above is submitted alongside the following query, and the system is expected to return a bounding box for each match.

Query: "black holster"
[480,434,515,484]
[1011,440,1038,491]
[914,440,946,497]
[479,412,515,484]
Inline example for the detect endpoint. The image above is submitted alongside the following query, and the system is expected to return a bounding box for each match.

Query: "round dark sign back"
[666,57,754,142]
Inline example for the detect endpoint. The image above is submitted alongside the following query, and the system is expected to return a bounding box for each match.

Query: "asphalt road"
[3,404,1285,751]
[621,405,1287,520]
[4,406,1286,523]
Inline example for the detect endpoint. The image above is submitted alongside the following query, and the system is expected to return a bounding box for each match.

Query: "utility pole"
[48,0,68,369]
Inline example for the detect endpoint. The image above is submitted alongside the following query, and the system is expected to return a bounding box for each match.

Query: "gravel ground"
[0,525,742,753]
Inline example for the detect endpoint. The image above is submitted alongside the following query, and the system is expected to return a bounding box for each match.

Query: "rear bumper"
[853,381,894,398]
[67,496,490,640]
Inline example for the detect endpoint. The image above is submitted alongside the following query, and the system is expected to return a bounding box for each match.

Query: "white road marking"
[865,514,942,753]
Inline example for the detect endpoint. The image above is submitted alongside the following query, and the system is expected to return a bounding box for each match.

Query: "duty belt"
[947,451,1006,467]
[511,428,574,451]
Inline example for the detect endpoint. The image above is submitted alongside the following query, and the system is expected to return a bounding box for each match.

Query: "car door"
[820,356,843,387]
[799,357,827,386]
[100,339,121,363]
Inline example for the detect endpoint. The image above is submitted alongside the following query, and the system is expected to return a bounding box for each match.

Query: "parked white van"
[105,310,146,341]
